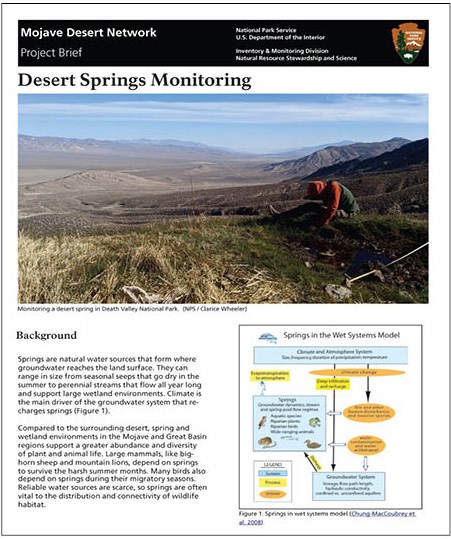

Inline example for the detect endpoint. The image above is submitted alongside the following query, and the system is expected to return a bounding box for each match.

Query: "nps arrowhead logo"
[392,23,426,64]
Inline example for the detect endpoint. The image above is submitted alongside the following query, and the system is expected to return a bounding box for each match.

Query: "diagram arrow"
[327,411,342,416]
[304,452,318,472]
[363,456,369,471]
[328,442,346,447]
[366,364,371,402]
[331,389,336,470]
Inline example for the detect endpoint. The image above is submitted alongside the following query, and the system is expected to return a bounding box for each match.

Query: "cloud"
[19,95,428,125]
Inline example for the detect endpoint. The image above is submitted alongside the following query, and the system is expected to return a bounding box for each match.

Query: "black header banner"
[18,20,429,67]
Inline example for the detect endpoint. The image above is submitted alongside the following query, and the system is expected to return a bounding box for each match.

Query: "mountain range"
[301,138,428,180]
[19,134,399,164]
[264,137,411,179]
[18,134,245,159]
[19,135,417,182]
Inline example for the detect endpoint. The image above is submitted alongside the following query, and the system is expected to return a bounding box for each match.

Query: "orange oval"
[344,403,395,423]
[259,490,286,499]
[309,368,405,377]
[348,435,385,455]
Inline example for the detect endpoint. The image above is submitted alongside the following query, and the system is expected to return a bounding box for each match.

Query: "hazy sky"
[18,94,428,153]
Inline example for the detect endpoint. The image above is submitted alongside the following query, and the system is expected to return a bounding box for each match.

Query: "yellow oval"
[309,368,405,377]
[344,403,395,423]
[259,490,286,499]
[347,435,385,455]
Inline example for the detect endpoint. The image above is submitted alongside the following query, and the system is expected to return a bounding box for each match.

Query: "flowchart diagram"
[239,325,422,509]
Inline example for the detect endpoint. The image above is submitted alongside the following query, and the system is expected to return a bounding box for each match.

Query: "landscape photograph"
[18,94,428,304]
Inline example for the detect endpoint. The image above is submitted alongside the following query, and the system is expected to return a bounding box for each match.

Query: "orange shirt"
[307,181,341,225]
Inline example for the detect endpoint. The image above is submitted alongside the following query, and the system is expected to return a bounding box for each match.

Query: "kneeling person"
[269,180,360,226]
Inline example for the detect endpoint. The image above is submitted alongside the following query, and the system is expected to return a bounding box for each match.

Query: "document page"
[1,3,449,536]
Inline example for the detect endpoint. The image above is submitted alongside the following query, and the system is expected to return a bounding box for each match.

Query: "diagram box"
[312,472,385,501]
[253,395,326,452]
[254,461,292,502]
[254,346,408,365]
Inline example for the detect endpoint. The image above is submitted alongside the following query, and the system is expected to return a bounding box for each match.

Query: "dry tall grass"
[18,219,299,304]
[18,215,428,304]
